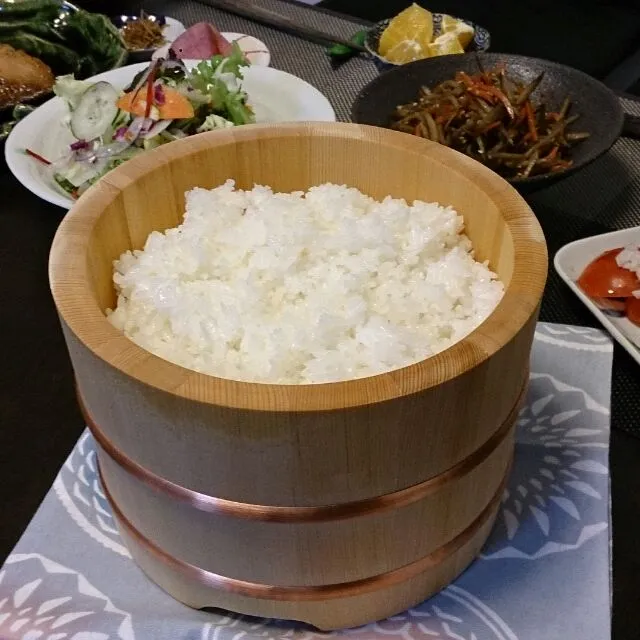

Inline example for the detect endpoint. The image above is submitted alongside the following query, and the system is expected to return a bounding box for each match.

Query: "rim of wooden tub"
[49,122,548,412]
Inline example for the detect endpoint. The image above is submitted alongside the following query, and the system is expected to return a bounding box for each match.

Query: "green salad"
[27,46,255,198]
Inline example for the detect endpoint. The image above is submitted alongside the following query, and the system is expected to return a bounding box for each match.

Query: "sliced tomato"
[577,248,640,298]
[592,297,626,314]
[117,85,194,120]
[626,297,640,326]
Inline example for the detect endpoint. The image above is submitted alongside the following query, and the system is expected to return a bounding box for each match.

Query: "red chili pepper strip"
[144,63,158,119]
[25,148,51,165]
[131,60,157,106]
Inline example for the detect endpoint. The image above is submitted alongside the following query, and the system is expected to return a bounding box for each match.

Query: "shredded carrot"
[456,71,474,87]
[544,146,559,161]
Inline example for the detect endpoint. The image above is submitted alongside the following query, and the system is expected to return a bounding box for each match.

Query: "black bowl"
[352,52,624,193]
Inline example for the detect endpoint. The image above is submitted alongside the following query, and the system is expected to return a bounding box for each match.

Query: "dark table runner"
[1,1,639,637]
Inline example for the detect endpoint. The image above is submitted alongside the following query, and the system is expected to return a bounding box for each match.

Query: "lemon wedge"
[428,32,465,56]
[378,3,433,59]
[441,14,475,49]
[384,39,431,64]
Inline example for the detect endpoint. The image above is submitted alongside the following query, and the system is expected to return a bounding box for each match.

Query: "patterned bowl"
[365,14,491,73]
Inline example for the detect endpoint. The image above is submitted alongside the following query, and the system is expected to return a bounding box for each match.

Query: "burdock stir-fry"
[390,66,590,179]
[121,13,166,50]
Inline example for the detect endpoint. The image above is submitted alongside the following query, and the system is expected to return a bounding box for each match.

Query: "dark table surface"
[2,1,640,638]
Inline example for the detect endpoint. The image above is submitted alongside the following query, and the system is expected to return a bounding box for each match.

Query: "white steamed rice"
[107,181,504,384]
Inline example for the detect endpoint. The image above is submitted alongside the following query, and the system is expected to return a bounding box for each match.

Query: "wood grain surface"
[49,122,547,628]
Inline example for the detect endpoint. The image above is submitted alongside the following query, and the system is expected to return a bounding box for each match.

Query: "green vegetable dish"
[26,47,255,199]
[0,0,127,78]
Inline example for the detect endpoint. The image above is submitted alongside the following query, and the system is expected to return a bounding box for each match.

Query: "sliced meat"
[0,44,54,109]
[170,22,233,59]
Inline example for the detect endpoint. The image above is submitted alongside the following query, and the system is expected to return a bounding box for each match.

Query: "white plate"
[160,16,186,44]
[153,32,271,67]
[5,61,335,209]
[554,227,640,365]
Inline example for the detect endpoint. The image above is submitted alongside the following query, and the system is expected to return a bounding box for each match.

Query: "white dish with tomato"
[555,227,640,364]
[5,45,335,209]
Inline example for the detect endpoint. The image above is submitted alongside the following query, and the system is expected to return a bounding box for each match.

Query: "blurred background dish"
[555,228,640,365]
[153,32,271,67]
[0,0,126,80]
[0,44,54,109]
[364,4,490,73]
[0,0,127,136]
[111,13,185,62]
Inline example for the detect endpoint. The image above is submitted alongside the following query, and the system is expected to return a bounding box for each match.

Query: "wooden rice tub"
[49,123,547,630]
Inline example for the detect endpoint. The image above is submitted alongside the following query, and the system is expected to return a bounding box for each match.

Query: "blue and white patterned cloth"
[0,322,613,640]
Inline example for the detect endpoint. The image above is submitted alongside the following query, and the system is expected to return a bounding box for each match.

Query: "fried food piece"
[0,44,54,109]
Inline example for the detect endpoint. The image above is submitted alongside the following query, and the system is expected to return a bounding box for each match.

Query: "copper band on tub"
[100,463,508,601]
[79,373,526,523]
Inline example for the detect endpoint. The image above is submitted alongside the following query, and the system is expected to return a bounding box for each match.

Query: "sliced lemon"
[378,3,433,58]
[441,14,459,32]
[428,32,465,56]
[441,14,475,49]
[384,39,431,64]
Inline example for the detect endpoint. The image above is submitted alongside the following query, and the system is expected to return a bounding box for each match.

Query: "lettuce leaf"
[186,44,255,126]
[197,114,235,132]
[190,42,250,85]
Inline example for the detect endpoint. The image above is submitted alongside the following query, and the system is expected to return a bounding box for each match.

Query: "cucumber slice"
[70,81,119,141]
[53,175,78,197]
[55,160,103,188]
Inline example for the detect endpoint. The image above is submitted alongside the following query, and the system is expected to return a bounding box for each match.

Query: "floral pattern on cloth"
[0,323,613,640]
